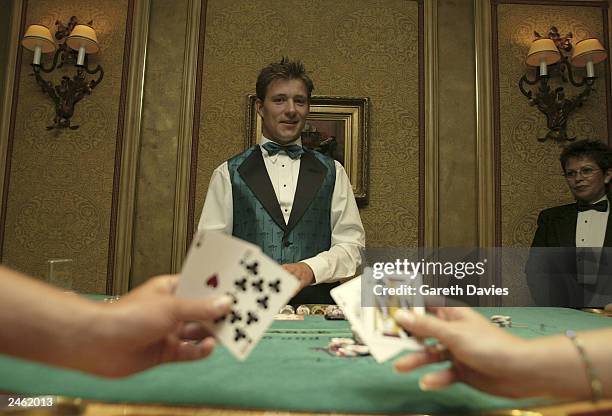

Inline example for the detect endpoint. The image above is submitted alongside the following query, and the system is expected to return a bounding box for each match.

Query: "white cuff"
[300,257,329,285]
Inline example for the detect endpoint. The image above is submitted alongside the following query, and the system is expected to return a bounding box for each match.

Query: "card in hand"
[177,231,299,361]
[331,274,423,363]
[215,249,300,359]
[176,230,255,299]
[364,271,425,341]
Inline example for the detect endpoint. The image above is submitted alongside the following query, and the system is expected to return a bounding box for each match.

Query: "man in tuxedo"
[198,58,365,305]
[527,139,612,307]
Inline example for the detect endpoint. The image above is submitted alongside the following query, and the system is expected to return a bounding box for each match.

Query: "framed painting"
[245,95,370,203]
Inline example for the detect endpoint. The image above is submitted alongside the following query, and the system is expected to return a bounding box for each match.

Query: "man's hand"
[282,262,314,291]
[89,275,233,377]
[0,268,234,379]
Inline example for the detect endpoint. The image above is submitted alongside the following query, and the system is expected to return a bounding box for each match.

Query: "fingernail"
[394,309,415,325]
[418,374,442,391]
[213,294,233,311]
[392,363,402,373]
[202,337,216,349]
[418,377,431,391]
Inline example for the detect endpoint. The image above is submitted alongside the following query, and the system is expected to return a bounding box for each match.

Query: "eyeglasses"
[562,167,601,179]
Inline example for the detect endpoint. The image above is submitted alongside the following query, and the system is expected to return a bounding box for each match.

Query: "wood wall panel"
[491,0,611,305]
[494,2,610,247]
[1,0,130,293]
[191,0,423,250]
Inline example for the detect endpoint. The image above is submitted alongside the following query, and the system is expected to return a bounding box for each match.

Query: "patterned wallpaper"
[2,0,128,292]
[497,3,609,248]
[195,0,421,248]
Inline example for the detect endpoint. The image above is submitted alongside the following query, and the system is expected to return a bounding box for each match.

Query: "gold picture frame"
[245,95,370,203]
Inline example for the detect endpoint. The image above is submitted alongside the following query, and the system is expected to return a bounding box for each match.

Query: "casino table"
[1,307,611,416]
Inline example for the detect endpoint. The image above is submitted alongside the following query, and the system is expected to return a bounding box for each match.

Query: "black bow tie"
[576,200,608,212]
[261,142,305,160]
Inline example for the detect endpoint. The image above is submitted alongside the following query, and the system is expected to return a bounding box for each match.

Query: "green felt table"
[0,308,611,415]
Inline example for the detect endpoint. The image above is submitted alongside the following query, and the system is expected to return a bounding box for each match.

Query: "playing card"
[330,276,397,360]
[330,277,364,333]
[177,231,299,361]
[176,230,258,299]
[364,271,425,342]
[331,274,423,363]
[212,250,299,360]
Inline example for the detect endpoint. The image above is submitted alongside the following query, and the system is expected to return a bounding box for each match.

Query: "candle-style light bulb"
[586,60,595,78]
[76,45,86,66]
[33,45,42,66]
[539,59,548,76]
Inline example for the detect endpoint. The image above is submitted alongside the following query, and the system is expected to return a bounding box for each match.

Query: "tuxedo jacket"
[526,202,612,307]
[531,203,612,248]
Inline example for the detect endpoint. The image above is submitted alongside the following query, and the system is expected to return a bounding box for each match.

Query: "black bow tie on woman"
[262,142,305,160]
[576,199,608,212]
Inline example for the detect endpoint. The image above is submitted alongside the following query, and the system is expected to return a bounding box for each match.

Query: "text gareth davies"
[373,284,509,296]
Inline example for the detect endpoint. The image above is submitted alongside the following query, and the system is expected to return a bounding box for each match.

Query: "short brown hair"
[559,139,611,172]
[255,57,314,101]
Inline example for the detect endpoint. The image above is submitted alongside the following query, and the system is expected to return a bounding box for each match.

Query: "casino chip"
[326,338,370,357]
[490,315,511,327]
[278,305,295,315]
[310,305,326,315]
[296,305,311,315]
[324,305,345,320]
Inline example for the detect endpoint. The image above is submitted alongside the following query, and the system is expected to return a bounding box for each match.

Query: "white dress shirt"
[576,195,609,248]
[575,195,609,285]
[198,136,366,284]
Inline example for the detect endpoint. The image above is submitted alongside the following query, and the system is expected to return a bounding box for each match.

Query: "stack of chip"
[490,315,512,327]
[296,305,310,315]
[278,305,295,315]
[326,338,370,357]
[310,305,326,315]
[324,305,345,320]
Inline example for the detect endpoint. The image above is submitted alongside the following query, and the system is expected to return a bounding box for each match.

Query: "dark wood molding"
[106,0,135,294]
[186,0,208,251]
[418,0,425,248]
[490,1,504,304]
[493,0,608,6]
[0,0,26,261]
[491,2,503,248]
[603,6,612,147]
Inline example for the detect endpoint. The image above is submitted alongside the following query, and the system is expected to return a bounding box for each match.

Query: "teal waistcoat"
[228,145,336,265]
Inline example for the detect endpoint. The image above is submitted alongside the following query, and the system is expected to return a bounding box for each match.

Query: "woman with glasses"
[526,139,612,307]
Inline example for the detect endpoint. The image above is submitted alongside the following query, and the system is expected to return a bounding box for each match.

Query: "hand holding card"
[331,275,424,363]
[177,231,299,361]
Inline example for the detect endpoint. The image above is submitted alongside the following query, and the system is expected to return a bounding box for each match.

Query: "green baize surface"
[0,308,610,414]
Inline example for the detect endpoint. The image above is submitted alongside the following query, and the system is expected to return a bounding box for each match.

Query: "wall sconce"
[21,17,104,130]
[518,27,608,143]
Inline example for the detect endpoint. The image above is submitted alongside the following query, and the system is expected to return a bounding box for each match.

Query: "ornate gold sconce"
[21,17,103,130]
[518,27,607,143]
